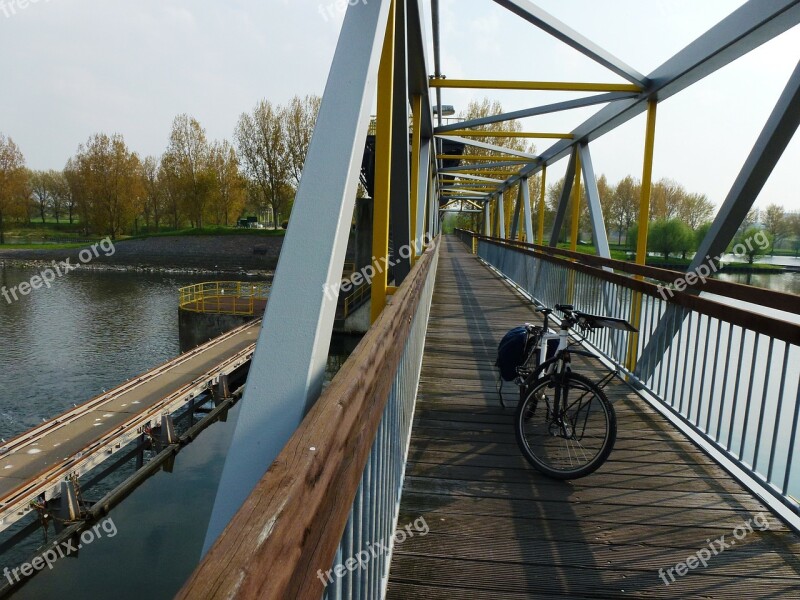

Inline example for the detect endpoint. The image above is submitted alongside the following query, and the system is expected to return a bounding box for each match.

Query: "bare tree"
[676,192,715,230]
[0,134,28,244]
[141,156,165,231]
[50,171,70,224]
[235,99,291,229]
[762,203,790,251]
[283,95,321,186]
[162,115,212,228]
[209,140,246,226]
[30,170,56,224]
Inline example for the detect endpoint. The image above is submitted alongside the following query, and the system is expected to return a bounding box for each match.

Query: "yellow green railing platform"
[179,282,270,317]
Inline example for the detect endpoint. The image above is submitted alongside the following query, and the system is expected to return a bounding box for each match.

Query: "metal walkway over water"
[386,237,800,598]
[0,321,258,533]
[175,1,800,598]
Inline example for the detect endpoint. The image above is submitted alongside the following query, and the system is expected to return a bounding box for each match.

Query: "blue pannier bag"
[495,326,529,382]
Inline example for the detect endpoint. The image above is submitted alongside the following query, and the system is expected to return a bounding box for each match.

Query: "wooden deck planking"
[386,237,800,599]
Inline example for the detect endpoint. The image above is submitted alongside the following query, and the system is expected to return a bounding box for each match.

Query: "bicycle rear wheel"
[514,372,616,479]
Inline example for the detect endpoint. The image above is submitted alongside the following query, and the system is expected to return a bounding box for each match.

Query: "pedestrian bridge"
[174,1,800,598]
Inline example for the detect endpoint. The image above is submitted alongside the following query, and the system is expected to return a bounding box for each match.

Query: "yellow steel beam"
[626,99,658,372]
[537,166,546,244]
[429,78,642,92]
[437,154,531,161]
[569,150,581,252]
[410,94,422,259]
[370,0,395,324]
[443,130,573,139]
[636,99,658,265]
[444,170,522,176]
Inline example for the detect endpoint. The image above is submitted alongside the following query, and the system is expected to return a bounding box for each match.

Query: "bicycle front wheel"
[514,372,616,479]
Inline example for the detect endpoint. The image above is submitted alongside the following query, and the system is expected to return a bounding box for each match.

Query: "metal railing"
[178,281,270,316]
[177,238,440,599]
[340,282,372,320]
[457,230,800,528]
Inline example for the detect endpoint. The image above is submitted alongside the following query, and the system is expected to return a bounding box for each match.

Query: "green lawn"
[0,242,89,250]
[123,226,286,240]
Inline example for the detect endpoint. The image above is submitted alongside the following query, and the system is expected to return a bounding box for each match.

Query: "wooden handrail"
[176,239,439,600]
[474,234,800,345]
[455,230,800,316]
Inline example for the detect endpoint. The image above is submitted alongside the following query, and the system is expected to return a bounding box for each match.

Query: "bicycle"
[512,303,637,479]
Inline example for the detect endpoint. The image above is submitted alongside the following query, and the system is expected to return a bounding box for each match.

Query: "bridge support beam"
[58,479,81,526]
[159,415,177,447]
[389,0,412,282]
[498,194,506,239]
[537,167,546,244]
[203,0,392,553]
[510,183,522,240]
[569,150,582,250]
[578,143,610,259]
[549,146,577,246]
[371,0,396,323]
[521,177,534,243]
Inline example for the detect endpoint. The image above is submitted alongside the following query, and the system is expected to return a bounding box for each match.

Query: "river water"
[0,265,359,599]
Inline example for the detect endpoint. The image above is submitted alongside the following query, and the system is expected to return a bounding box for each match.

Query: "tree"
[283,95,321,186]
[609,176,640,245]
[30,170,57,224]
[650,178,684,221]
[627,223,639,251]
[693,221,713,254]
[162,115,212,229]
[141,156,164,231]
[648,219,694,260]
[732,226,772,264]
[208,140,247,226]
[235,99,291,229]
[72,133,143,238]
[762,203,790,252]
[676,192,715,230]
[595,174,613,240]
[741,207,760,232]
[0,134,28,244]
[158,152,184,230]
[788,213,800,257]
[49,171,70,224]
[63,158,86,229]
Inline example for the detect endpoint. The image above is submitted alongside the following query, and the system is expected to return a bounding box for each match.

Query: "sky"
[0,0,798,212]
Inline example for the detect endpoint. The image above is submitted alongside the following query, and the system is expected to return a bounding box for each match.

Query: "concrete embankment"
[0,235,283,275]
